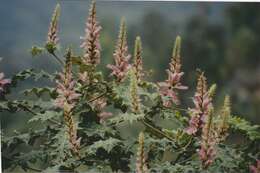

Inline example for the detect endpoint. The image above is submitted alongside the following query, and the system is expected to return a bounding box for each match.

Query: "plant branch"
[88,90,108,103]
[141,119,177,144]
[51,52,65,66]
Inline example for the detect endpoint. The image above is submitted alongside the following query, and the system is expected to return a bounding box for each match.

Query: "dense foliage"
[1,2,260,173]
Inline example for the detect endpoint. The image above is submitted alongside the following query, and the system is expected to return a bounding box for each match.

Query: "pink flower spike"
[81,1,102,66]
[158,36,187,107]
[47,4,60,45]
[186,72,213,136]
[107,18,131,82]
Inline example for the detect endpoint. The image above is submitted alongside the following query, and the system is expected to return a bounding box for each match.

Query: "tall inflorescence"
[46,3,60,53]
[199,108,217,168]
[130,69,141,113]
[107,18,131,82]
[54,49,81,156]
[186,72,213,136]
[217,95,231,141]
[80,1,102,67]
[133,36,144,84]
[136,132,148,173]
[158,36,188,107]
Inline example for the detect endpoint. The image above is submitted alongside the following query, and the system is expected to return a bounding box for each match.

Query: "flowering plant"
[1,2,260,173]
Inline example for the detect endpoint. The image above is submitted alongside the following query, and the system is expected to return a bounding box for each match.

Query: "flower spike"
[47,4,60,46]
[186,72,213,135]
[136,132,148,173]
[81,0,102,66]
[158,36,187,107]
[130,69,141,113]
[170,35,181,73]
[208,84,217,98]
[199,108,217,168]
[217,95,231,141]
[133,36,144,84]
[54,49,81,156]
[107,18,131,82]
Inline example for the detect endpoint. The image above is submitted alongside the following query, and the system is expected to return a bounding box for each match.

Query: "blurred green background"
[1,1,260,135]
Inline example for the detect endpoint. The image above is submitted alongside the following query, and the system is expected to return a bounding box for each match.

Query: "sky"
[0,0,230,76]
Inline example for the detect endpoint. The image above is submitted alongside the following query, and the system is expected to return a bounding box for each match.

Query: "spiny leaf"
[109,113,145,125]
[0,100,54,113]
[23,87,57,98]
[229,116,260,141]
[87,137,123,155]
[50,127,71,164]
[82,124,118,138]
[29,110,62,123]
[12,69,55,86]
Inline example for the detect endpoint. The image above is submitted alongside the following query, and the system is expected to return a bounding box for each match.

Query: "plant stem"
[141,119,177,144]
[88,91,107,103]
[51,52,65,66]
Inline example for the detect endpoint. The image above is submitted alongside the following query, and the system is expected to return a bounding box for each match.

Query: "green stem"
[88,91,107,103]
[51,52,65,66]
[141,119,176,144]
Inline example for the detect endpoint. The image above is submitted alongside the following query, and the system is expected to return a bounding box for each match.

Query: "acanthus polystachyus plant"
[1,1,260,173]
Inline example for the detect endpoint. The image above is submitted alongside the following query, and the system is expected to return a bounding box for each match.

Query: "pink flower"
[250,160,260,173]
[91,97,112,123]
[98,112,113,123]
[0,72,11,92]
[54,73,80,109]
[80,1,102,66]
[198,143,216,168]
[107,18,131,82]
[55,53,81,156]
[158,82,179,105]
[186,73,212,136]
[198,107,216,168]
[78,72,90,84]
[186,115,200,135]
[158,37,187,107]
[54,51,81,110]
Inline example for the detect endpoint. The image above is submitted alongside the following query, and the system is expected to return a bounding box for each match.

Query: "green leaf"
[82,124,118,138]
[0,101,9,110]
[0,100,54,113]
[11,69,55,86]
[229,116,260,141]
[28,110,62,123]
[112,81,132,107]
[50,127,72,164]
[30,46,44,57]
[87,137,123,155]
[108,113,145,125]
[23,87,56,98]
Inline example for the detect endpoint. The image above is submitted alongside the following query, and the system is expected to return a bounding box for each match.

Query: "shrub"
[1,1,260,173]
